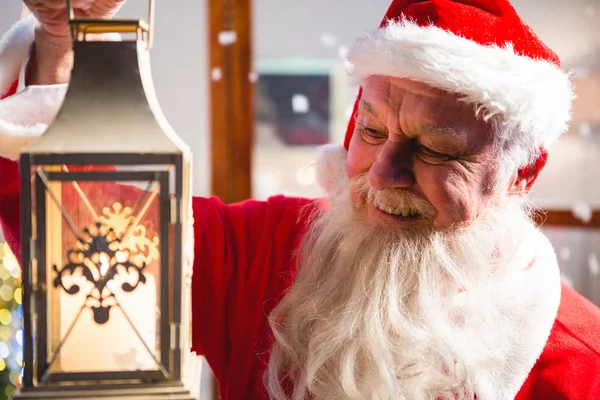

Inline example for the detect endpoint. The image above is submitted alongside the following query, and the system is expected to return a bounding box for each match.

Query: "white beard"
[265,174,536,400]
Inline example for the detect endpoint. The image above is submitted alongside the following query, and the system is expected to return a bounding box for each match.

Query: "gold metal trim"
[65,0,155,49]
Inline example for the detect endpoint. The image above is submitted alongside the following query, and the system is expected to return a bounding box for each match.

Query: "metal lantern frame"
[20,156,184,385]
[15,1,193,398]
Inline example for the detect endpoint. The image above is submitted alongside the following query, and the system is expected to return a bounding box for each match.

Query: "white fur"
[346,19,575,151]
[0,15,67,160]
[0,84,67,160]
[460,223,561,398]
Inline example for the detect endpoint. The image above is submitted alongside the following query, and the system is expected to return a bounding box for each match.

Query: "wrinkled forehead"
[359,76,493,139]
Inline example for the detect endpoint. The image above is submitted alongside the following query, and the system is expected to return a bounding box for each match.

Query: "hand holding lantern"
[23,0,126,44]
[23,0,127,85]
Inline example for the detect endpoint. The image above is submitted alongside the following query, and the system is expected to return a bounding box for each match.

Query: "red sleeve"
[0,80,22,259]
[0,157,21,260]
[190,196,270,381]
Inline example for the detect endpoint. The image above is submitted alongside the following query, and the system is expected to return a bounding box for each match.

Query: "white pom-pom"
[314,144,348,196]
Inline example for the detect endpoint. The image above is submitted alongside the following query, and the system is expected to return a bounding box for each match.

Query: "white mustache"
[352,174,436,219]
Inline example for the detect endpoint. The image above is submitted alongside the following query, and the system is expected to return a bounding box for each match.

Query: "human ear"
[509,147,548,195]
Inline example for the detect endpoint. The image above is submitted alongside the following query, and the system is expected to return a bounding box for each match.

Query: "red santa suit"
[0,1,599,399]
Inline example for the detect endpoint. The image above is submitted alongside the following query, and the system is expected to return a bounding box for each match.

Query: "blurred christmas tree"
[0,242,23,399]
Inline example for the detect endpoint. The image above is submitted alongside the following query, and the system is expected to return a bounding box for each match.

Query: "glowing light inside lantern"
[99,253,110,276]
[116,250,129,264]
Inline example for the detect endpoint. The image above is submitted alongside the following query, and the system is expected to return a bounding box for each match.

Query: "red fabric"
[0,156,20,259]
[0,80,21,259]
[343,0,560,149]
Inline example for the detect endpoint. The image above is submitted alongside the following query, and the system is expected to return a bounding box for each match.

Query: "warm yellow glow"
[0,286,13,302]
[100,201,160,267]
[0,359,5,371]
[14,288,22,305]
[0,309,12,325]
[3,251,19,273]
[99,253,110,276]
[100,202,133,238]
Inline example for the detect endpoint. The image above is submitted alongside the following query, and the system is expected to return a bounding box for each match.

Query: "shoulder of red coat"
[551,282,600,356]
[519,284,600,398]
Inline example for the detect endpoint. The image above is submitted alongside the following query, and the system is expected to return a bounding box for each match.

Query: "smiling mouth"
[371,202,422,219]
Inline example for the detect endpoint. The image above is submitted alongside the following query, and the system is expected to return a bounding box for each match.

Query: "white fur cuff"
[0,15,67,160]
[0,84,67,160]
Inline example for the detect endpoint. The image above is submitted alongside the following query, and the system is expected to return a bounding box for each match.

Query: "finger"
[73,0,95,11]
[89,0,127,18]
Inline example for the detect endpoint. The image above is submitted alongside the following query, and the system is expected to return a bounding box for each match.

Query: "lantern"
[14,1,195,398]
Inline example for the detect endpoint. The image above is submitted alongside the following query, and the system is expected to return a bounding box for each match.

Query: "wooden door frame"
[207,2,253,398]
[208,0,254,204]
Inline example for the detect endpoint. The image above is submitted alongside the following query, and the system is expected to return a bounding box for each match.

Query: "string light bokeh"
[0,242,22,399]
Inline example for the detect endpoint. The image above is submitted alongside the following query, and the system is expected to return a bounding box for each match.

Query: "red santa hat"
[317,0,574,193]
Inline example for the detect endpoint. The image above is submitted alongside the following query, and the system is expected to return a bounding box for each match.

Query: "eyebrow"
[358,99,460,138]
[419,124,459,138]
[358,99,377,116]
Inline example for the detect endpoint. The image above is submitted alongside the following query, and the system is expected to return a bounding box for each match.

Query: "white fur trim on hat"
[346,19,575,149]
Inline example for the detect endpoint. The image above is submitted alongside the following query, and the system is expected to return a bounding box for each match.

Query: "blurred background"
[0,0,599,398]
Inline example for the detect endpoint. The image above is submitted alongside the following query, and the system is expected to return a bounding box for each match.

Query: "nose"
[368,138,415,190]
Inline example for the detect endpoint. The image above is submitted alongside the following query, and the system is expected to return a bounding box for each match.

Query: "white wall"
[254,0,391,58]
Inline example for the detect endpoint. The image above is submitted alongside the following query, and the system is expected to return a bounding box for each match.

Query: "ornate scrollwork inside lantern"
[52,202,159,324]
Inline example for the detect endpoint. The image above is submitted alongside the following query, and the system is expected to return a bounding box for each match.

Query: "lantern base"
[12,381,194,399]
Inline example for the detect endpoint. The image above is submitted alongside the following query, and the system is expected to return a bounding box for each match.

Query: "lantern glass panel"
[30,164,169,376]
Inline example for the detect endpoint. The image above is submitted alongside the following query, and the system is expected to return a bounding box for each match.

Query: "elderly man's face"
[347,76,502,229]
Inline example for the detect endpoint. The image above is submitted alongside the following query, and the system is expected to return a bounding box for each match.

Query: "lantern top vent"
[23,0,189,157]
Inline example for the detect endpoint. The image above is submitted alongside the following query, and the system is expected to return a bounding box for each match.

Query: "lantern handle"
[65,0,155,49]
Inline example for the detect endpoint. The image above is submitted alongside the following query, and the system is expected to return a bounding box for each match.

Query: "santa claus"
[0,0,598,399]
